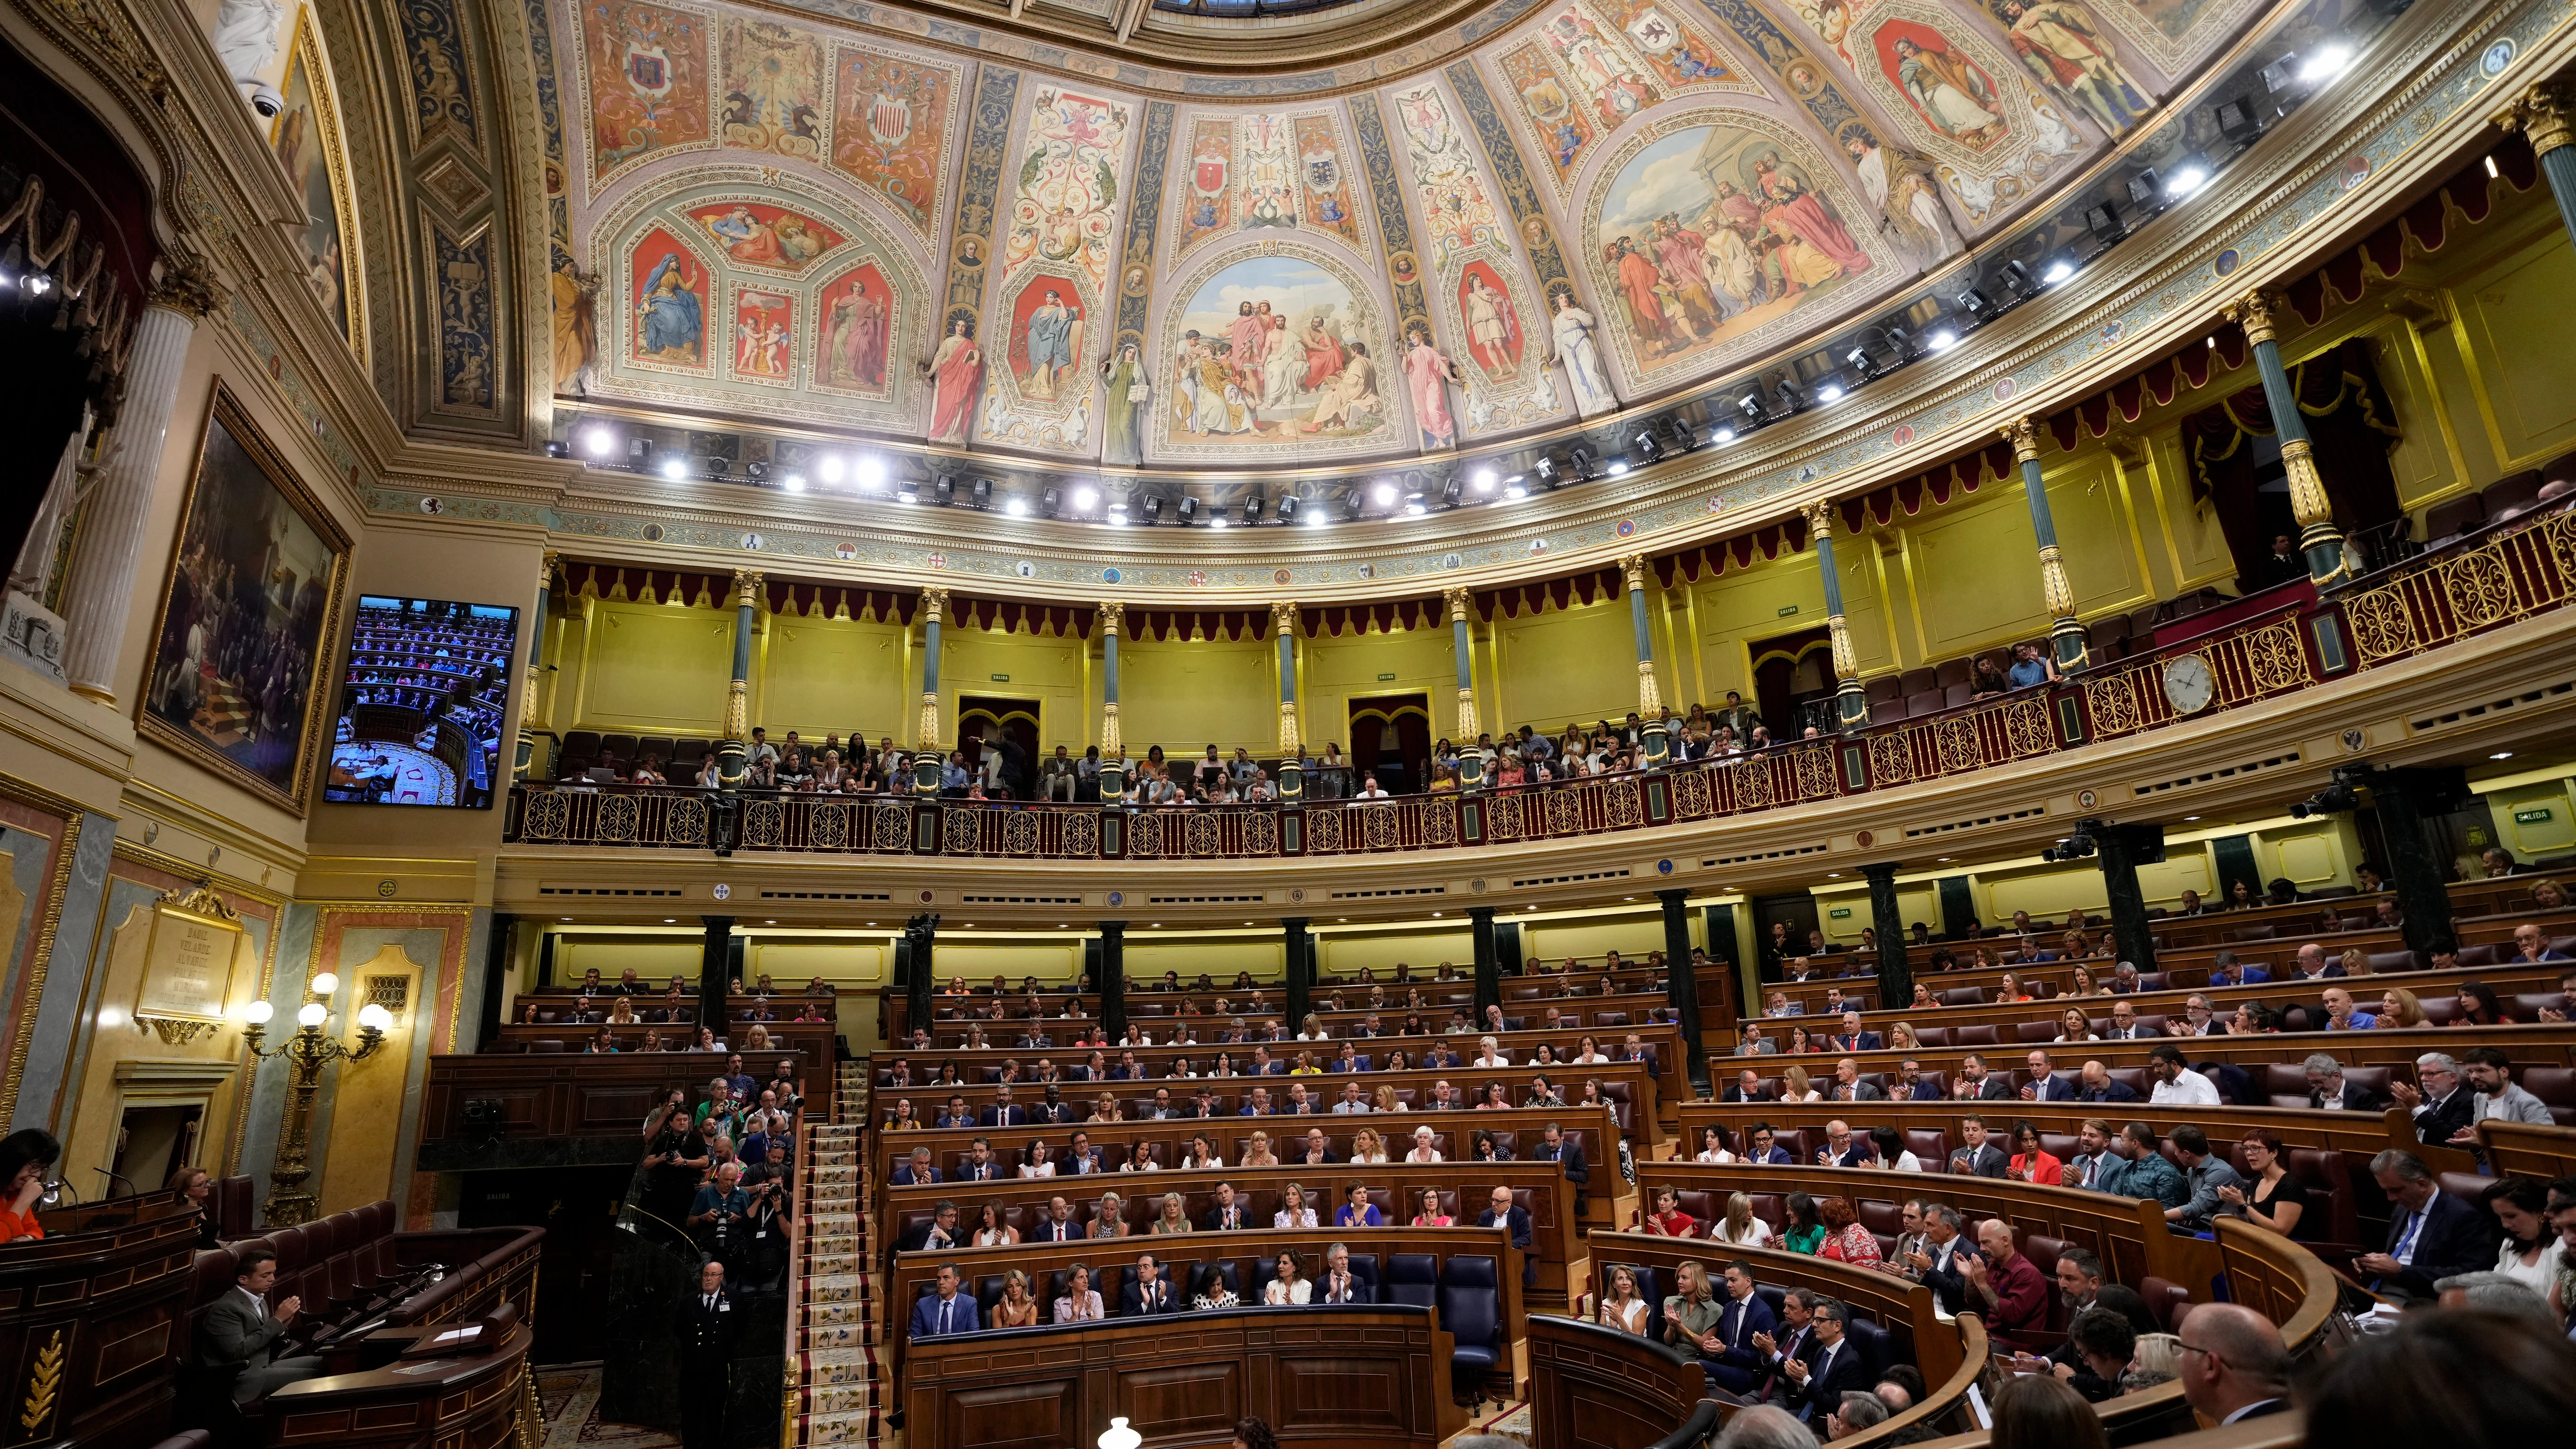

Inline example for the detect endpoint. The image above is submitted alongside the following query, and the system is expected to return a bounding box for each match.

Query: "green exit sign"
[1378,672,1397,681]
[2515,807,2555,824]
[989,673,1009,682]
[1777,604,1800,618]
[1828,906,1853,919]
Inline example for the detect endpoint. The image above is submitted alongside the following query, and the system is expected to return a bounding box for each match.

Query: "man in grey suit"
[197,1247,323,1403]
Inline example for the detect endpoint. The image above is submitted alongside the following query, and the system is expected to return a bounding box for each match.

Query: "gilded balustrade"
[501,507,2576,862]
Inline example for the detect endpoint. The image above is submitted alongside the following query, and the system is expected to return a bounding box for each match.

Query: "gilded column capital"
[2223,287,2286,348]
[539,550,560,590]
[1801,501,1834,539]
[2001,417,2043,464]
[1270,599,1299,635]
[147,254,225,319]
[1618,553,1650,592]
[1097,600,1124,635]
[1443,585,1474,622]
[919,586,951,620]
[733,569,763,610]
[2492,80,2576,157]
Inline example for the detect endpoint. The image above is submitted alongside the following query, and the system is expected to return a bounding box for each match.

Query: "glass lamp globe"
[358,1003,394,1032]
[296,1002,327,1028]
[1098,1419,1142,1449]
[310,972,340,997]
[244,1000,275,1025]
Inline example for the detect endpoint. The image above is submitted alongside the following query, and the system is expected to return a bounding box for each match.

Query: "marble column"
[915,587,948,792]
[1097,601,1125,799]
[717,570,760,788]
[2005,419,2088,671]
[514,552,557,782]
[1862,863,1913,1010]
[1804,504,1868,731]
[2494,79,2576,253]
[2223,287,2348,585]
[60,258,223,702]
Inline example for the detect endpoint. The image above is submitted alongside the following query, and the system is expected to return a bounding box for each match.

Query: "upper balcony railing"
[502,505,2576,861]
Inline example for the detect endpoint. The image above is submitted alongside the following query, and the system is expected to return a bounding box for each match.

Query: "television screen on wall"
[322,596,520,808]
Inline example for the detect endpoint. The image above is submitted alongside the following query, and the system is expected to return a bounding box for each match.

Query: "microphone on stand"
[94,1167,138,1199]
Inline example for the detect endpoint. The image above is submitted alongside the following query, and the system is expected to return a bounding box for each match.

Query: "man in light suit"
[1947,1115,2009,1177]
[196,1248,323,1404]
[908,1263,975,1338]
[1122,1254,1183,1315]
[2021,1051,2078,1102]
[1828,1011,1883,1054]
[1736,1023,1779,1056]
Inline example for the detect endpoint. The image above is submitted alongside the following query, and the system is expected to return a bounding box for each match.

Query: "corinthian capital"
[2000,417,2043,463]
[920,586,951,619]
[1443,585,1474,622]
[2493,79,2576,158]
[1270,599,1299,634]
[1097,600,1125,636]
[1618,553,1649,592]
[2224,286,2287,348]
[1801,501,1835,539]
[733,569,764,610]
[148,253,226,319]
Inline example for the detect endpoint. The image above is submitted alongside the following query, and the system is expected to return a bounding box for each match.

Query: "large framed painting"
[268,11,363,357]
[136,384,351,816]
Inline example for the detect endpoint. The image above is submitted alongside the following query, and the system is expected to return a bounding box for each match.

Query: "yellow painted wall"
[1680,545,1891,703]
[1316,928,1473,976]
[1126,938,1285,979]
[2449,219,2576,475]
[316,943,424,1213]
[1304,626,1455,752]
[1495,601,1641,730]
[1522,912,1665,963]
[939,627,1091,750]
[572,600,735,734]
[757,614,911,742]
[2486,775,2576,859]
[1121,636,1276,755]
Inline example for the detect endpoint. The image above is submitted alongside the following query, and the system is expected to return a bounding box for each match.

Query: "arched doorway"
[1345,695,1430,795]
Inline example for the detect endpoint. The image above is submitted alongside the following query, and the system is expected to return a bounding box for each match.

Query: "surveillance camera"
[246,83,285,118]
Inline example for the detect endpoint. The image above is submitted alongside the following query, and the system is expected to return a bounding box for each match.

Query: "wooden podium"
[0,1190,200,1449]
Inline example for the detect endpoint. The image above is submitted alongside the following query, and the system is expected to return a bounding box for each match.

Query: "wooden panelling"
[1524,1316,1708,1449]
[415,1051,826,1166]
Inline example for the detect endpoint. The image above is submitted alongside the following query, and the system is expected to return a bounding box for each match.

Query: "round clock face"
[2163,653,2216,715]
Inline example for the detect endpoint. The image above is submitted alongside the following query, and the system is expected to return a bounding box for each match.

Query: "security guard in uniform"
[675,1259,737,1449]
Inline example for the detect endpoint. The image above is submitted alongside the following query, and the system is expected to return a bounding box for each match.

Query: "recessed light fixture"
[1711,425,1737,445]
[2164,162,2210,199]
[1606,460,1631,477]
[1004,497,1029,516]
[2490,751,2515,760]
[783,472,806,492]
[2297,42,2352,84]
[1073,485,1099,510]
[1472,468,1497,491]
[1371,482,1397,506]
[1826,872,1841,878]
[855,456,887,491]
[1927,328,1958,353]
[2043,257,2075,285]
[659,456,688,480]
[582,426,616,457]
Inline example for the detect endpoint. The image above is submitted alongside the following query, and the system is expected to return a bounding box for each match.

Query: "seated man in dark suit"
[894,1201,961,1257]
[892,1147,941,1186]
[1120,1253,1183,1315]
[1532,1123,1589,1189]
[909,1263,976,1337]
[1723,1069,1771,1104]
[1951,1055,2013,1100]
[980,1090,1026,1128]
[2389,1053,2474,1145]
[2020,1051,2078,1102]
[2302,1053,2386,1111]
[1704,1260,1776,1394]
[2357,1149,2502,1304]
[2075,1060,2139,1103]
[196,1247,324,1404]
[1476,1185,1534,1285]
[1741,1124,1793,1165]
[1894,1060,1944,1101]
[1781,1300,1871,1421]
[2205,952,2270,987]
[1946,1116,2009,1177]
[1827,1011,1883,1053]
[1202,1181,1253,1231]
[933,1095,975,1129]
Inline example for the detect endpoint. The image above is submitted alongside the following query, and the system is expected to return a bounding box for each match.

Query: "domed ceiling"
[539,0,2265,473]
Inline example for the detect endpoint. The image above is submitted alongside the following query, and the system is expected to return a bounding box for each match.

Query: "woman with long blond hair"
[2375,987,2429,1028]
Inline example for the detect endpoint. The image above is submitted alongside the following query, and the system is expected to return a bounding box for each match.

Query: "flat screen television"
[322,596,519,808]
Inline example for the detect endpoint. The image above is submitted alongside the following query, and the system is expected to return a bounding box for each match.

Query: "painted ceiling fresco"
[538,0,2268,469]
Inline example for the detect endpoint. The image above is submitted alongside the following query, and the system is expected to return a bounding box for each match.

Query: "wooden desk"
[882,1226,1521,1395]
[873,1106,1622,1218]
[1524,1316,1710,1449]
[886,1162,1576,1312]
[900,1306,1462,1449]
[1,1191,200,1449]
[2480,1119,2576,1183]
[265,1321,532,1449]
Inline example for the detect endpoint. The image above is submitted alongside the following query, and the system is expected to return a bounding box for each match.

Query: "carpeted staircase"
[789,1062,881,1447]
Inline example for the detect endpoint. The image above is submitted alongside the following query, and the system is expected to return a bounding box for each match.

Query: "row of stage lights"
[542,41,2361,527]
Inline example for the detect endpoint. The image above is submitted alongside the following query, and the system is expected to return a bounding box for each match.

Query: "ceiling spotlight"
[784,472,807,492]
[745,459,769,482]
[855,455,887,491]
[1440,475,1464,507]
[1815,380,1845,404]
[1927,327,1959,352]
[1711,424,1737,446]
[659,456,687,480]
[1141,494,1165,523]
[818,453,847,485]
[1403,494,1427,515]
[2126,169,2164,210]
[1040,486,1062,517]
[544,439,570,459]
[1771,376,1803,413]
[1274,494,1298,524]
[2298,42,2352,84]
[1631,428,1662,465]
[2041,251,2077,285]
[1998,258,2035,296]
[1737,391,1766,422]
[1955,286,1994,321]
[1242,495,1265,525]
[934,476,957,506]
[897,482,920,503]
[1073,485,1099,511]
[970,476,993,508]
[627,437,655,467]
[1568,445,1597,479]
[1663,416,1701,453]
[581,425,616,457]
[1106,502,1127,524]
[1371,481,1397,506]
[1176,496,1199,525]
[1471,467,1498,491]
[1606,459,1630,477]
[1534,456,1561,488]
[1005,496,1030,516]
[2163,158,2210,199]
[2084,201,2127,246]
[1503,477,1528,499]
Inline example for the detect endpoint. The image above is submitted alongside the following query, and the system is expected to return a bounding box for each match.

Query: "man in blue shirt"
[909,1264,974,1337]
[2006,641,2059,689]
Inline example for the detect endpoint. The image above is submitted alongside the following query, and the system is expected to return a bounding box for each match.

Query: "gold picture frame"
[134,383,352,816]
[269,9,367,359]
[131,885,247,1045]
